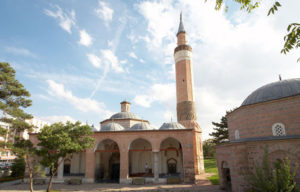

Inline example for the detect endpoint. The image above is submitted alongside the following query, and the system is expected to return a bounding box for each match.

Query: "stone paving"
[0,183,224,192]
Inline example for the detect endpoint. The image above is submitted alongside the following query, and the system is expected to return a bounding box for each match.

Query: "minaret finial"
[180,11,182,22]
[177,12,185,35]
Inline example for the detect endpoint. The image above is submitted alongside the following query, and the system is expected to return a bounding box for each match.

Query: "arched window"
[234,130,240,140]
[272,123,286,136]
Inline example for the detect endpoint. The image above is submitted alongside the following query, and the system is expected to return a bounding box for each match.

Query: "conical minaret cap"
[177,12,186,35]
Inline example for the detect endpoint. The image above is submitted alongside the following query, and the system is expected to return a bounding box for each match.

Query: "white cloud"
[95,0,114,24]
[79,30,93,47]
[101,49,124,73]
[120,59,127,64]
[38,115,76,124]
[133,83,176,109]
[46,80,112,118]
[87,53,101,68]
[136,0,300,140]
[129,52,138,59]
[44,5,76,34]
[139,59,145,63]
[87,50,123,73]
[5,47,37,58]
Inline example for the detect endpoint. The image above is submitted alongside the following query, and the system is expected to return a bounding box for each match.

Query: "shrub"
[246,147,299,192]
[11,158,25,177]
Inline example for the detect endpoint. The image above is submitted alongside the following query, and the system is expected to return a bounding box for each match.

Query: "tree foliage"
[246,147,299,192]
[0,62,33,148]
[209,112,229,144]
[37,121,94,192]
[203,139,216,158]
[10,157,25,177]
[212,0,300,62]
[13,138,42,192]
[0,62,37,191]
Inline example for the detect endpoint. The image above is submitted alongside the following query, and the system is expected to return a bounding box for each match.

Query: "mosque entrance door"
[111,163,120,182]
[167,158,177,174]
[222,161,232,191]
[63,159,71,176]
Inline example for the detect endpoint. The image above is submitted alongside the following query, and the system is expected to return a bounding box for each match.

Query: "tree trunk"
[47,173,54,192]
[29,172,34,192]
[26,155,34,192]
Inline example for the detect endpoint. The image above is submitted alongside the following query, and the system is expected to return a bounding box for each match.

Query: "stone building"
[216,78,300,191]
[29,14,205,184]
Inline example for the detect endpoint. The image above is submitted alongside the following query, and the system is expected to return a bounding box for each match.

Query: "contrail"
[89,12,127,99]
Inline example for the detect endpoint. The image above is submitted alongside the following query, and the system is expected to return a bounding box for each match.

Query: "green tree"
[203,139,216,158]
[212,0,300,62]
[0,62,37,191]
[37,121,94,192]
[209,112,229,144]
[10,157,25,177]
[0,62,33,147]
[13,139,42,192]
[246,147,299,192]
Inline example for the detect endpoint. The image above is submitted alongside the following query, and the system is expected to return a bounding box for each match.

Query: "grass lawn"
[204,158,219,185]
[0,176,23,183]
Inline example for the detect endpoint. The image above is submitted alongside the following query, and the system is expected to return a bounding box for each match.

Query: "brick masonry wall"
[228,95,300,141]
[216,139,300,192]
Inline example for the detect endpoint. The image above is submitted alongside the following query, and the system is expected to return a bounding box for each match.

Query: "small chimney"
[121,101,131,112]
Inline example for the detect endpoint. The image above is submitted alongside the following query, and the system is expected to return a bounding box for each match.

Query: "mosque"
[30,14,204,184]
[216,78,300,191]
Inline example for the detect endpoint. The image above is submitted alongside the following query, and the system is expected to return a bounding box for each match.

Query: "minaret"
[174,13,204,176]
[174,13,197,128]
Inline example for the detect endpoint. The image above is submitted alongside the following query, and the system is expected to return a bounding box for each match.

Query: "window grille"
[272,123,286,136]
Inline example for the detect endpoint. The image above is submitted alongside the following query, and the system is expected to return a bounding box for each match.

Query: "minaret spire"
[177,12,186,35]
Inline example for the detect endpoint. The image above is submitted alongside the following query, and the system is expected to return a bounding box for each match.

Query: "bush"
[10,158,25,177]
[246,147,299,192]
[203,139,216,158]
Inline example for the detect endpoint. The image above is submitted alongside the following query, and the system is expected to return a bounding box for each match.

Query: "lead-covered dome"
[242,78,300,106]
[130,122,153,131]
[110,112,141,120]
[159,122,185,130]
[100,123,124,131]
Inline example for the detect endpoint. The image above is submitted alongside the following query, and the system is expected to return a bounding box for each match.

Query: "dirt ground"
[0,183,224,192]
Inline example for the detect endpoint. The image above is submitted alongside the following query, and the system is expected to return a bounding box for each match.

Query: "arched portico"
[159,137,183,180]
[128,138,153,178]
[95,139,120,183]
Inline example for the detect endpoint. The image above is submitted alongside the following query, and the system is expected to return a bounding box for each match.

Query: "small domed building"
[216,78,300,191]
[29,14,205,184]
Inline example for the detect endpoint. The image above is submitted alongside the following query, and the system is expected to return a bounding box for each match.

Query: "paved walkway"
[0,173,223,192]
[0,183,224,192]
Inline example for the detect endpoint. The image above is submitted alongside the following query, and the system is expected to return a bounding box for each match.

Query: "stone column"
[119,148,129,184]
[83,149,95,183]
[57,158,64,179]
[153,150,159,184]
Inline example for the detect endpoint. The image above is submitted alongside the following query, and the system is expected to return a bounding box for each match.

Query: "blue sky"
[0,0,299,139]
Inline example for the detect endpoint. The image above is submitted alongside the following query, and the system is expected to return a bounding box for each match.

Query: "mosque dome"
[110,112,141,120]
[242,78,300,106]
[159,122,185,130]
[100,122,124,131]
[130,122,153,131]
